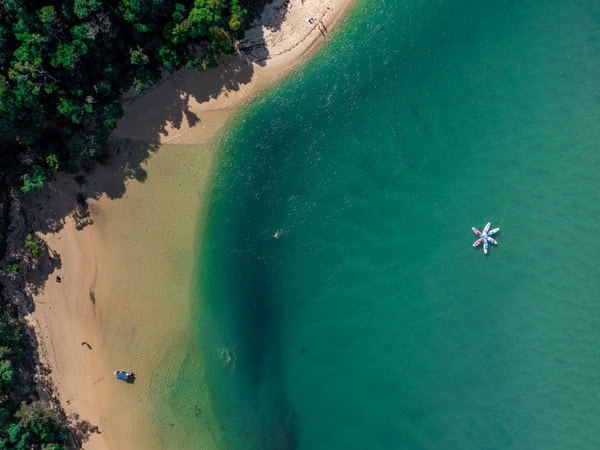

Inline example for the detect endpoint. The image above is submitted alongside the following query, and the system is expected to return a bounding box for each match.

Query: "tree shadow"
[0,0,291,442]
[68,413,101,447]
[109,0,290,145]
[24,248,62,298]
[1,0,294,266]
[238,0,290,64]
[0,0,300,344]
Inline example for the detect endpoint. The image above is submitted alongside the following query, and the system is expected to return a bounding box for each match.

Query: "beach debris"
[471,222,500,255]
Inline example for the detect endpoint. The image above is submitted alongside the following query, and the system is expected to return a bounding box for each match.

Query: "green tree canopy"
[0,0,251,194]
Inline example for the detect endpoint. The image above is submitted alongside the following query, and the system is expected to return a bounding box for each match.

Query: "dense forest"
[0,0,265,196]
[0,0,266,447]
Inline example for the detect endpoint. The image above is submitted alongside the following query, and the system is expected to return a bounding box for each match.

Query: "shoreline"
[113,0,354,145]
[23,0,356,448]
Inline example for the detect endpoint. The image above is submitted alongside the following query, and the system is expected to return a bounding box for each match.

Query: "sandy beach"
[19,0,355,448]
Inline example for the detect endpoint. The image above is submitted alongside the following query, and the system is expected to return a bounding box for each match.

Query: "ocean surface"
[189,0,600,448]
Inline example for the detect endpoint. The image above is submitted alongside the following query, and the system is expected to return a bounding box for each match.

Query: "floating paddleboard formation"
[472,222,500,254]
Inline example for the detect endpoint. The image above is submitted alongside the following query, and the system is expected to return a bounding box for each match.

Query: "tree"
[16,401,59,442]
[21,165,47,193]
[73,0,101,20]
[24,233,45,257]
[0,312,21,350]
[45,153,59,170]
[5,262,20,273]
[0,360,15,391]
[0,0,260,194]
[229,0,247,31]
[130,48,149,65]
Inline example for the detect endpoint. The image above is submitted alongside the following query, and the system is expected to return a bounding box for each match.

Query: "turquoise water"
[196,0,600,448]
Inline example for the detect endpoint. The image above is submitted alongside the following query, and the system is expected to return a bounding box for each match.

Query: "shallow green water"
[195,0,600,448]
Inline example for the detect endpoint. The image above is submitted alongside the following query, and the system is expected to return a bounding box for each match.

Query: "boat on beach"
[113,370,134,382]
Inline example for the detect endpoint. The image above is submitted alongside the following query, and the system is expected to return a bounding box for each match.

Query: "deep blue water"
[196,1,600,448]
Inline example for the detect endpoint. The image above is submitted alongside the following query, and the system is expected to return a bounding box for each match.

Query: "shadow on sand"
[68,413,102,448]
[8,0,295,302]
